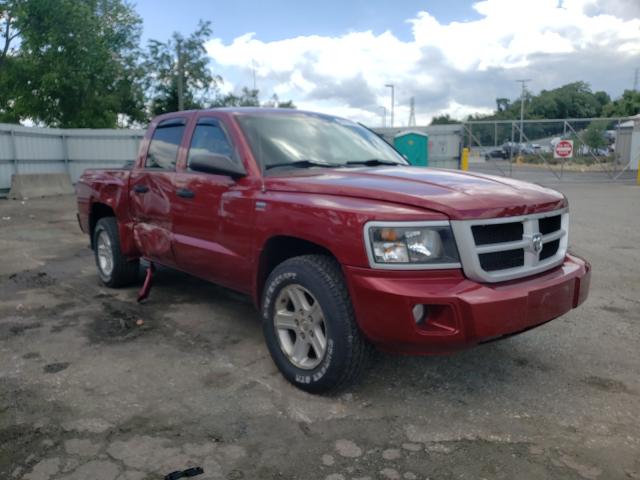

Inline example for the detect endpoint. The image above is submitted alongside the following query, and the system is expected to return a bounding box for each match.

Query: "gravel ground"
[0,182,639,480]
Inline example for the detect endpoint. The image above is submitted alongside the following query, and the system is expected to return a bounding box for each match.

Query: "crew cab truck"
[76,108,591,393]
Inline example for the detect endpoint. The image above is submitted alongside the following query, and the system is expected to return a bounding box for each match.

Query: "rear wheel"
[93,217,139,287]
[261,254,373,393]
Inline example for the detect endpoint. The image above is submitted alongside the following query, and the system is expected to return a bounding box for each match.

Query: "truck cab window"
[146,122,185,170]
[188,119,234,167]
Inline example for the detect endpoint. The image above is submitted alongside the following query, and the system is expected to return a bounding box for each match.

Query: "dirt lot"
[1,183,639,480]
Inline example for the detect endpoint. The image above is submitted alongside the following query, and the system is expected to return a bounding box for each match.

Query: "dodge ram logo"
[531,233,543,253]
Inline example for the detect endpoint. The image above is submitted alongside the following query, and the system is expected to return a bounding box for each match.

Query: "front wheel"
[261,255,373,393]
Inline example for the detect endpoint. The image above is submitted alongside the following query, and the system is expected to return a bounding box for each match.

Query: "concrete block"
[8,173,74,199]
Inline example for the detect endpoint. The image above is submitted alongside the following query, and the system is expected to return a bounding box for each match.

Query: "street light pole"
[516,79,530,145]
[385,84,395,128]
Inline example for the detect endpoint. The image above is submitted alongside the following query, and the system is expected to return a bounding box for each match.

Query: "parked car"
[76,108,591,393]
[484,148,507,160]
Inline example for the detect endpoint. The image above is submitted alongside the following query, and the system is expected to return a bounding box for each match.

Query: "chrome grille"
[450,209,568,283]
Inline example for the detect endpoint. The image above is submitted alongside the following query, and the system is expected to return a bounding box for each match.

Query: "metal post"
[61,134,70,178]
[494,122,498,147]
[9,129,18,175]
[379,106,387,128]
[385,84,394,127]
[510,122,515,177]
[461,148,469,171]
[561,120,567,179]
[516,79,530,146]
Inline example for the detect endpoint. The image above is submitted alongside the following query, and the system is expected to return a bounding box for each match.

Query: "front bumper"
[344,253,591,355]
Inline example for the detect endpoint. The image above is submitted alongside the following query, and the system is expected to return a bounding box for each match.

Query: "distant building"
[616,114,640,170]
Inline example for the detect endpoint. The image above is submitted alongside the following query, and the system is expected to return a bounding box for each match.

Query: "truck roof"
[153,107,337,121]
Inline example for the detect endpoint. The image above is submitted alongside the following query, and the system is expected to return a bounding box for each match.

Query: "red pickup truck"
[76,108,591,393]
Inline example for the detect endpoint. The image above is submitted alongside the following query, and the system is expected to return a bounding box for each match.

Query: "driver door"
[172,115,255,293]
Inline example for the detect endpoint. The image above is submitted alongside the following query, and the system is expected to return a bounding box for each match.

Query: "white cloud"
[205,0,640,125]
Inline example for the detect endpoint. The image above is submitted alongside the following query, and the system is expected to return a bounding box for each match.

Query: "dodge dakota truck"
[76,108,591,393]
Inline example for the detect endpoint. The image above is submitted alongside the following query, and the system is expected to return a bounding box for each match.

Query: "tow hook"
[137,261,155,302]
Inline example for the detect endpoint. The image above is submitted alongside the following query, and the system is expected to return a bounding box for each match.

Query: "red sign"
[554,140,573,159]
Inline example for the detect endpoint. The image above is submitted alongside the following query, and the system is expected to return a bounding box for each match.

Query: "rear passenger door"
[130,117,186,266]
[172,115,255,292]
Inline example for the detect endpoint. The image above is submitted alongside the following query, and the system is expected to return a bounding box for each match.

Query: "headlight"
[365,221,460,269]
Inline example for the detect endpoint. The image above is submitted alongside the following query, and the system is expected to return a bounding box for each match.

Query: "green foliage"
[0,0,22,122]
[602,90,640,117]
[2,0,145,127]
[145,20,220,116]
[212,87,260,108]
[583,120,608,150]
[0,0,20,65]
[211,88,296,109]
[495,97,510,112]
[485,82,611,122]
[430,114,459,125]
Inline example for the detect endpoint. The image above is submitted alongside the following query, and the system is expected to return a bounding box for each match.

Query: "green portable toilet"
[393,131,429,166]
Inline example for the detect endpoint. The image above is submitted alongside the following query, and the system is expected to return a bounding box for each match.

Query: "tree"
[0,0,22,122]
[583,120,608,151]
[211,87,260,108]
[5,0,145,127]
[211,88,296,109]
[495,97,510,112]
[430,114,459,125]
[0,0,20,67]
[602,90,640,117]
[145,20,220,115]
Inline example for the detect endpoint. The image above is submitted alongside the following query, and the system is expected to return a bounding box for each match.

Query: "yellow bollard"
[461,148,469,171]
[637,166,640,185]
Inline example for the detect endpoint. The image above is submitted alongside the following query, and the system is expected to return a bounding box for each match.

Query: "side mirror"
[189,153,246,178]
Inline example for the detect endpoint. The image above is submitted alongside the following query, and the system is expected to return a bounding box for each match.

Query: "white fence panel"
[0,124,144,195]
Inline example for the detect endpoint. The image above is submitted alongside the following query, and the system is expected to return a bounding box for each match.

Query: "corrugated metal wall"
[0,122,465,196]
[0,123,144,196]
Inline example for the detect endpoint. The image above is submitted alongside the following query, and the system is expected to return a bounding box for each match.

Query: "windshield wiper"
[345,159,403,167]
[265,160,341,170]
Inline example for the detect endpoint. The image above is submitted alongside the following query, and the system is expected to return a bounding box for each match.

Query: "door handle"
[176,188,195,199]
[133,185,149,194]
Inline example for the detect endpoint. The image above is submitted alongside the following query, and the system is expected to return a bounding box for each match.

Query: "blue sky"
[136,0,481,44]
[134,0,640,125]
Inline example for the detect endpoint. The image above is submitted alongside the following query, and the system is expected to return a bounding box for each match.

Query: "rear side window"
[188,118,234,167]
[146,119,186,169]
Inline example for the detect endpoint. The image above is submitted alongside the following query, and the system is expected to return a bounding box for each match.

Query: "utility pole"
[379,106,387,127]
[516,79,530,145]
[385,84,395,128]
[408,96,416,127]
[251,58,257,91]
[176,39,184,111]
[634,68,639,92]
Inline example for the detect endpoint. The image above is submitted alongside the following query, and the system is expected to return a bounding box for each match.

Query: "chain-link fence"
[461,117,637,182]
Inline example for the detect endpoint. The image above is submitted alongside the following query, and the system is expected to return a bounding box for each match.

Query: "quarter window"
[146,120,186,169]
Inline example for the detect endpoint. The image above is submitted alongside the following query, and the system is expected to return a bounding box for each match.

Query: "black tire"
[261,254,373,394]
[93,217,139,288]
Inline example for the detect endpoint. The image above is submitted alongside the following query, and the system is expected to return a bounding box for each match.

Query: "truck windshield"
[236,112,407,172]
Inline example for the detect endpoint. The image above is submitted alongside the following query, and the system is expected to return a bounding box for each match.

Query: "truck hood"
[264,167,566,220]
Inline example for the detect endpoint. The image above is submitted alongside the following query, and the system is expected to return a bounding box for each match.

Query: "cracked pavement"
[1,182,639,479]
